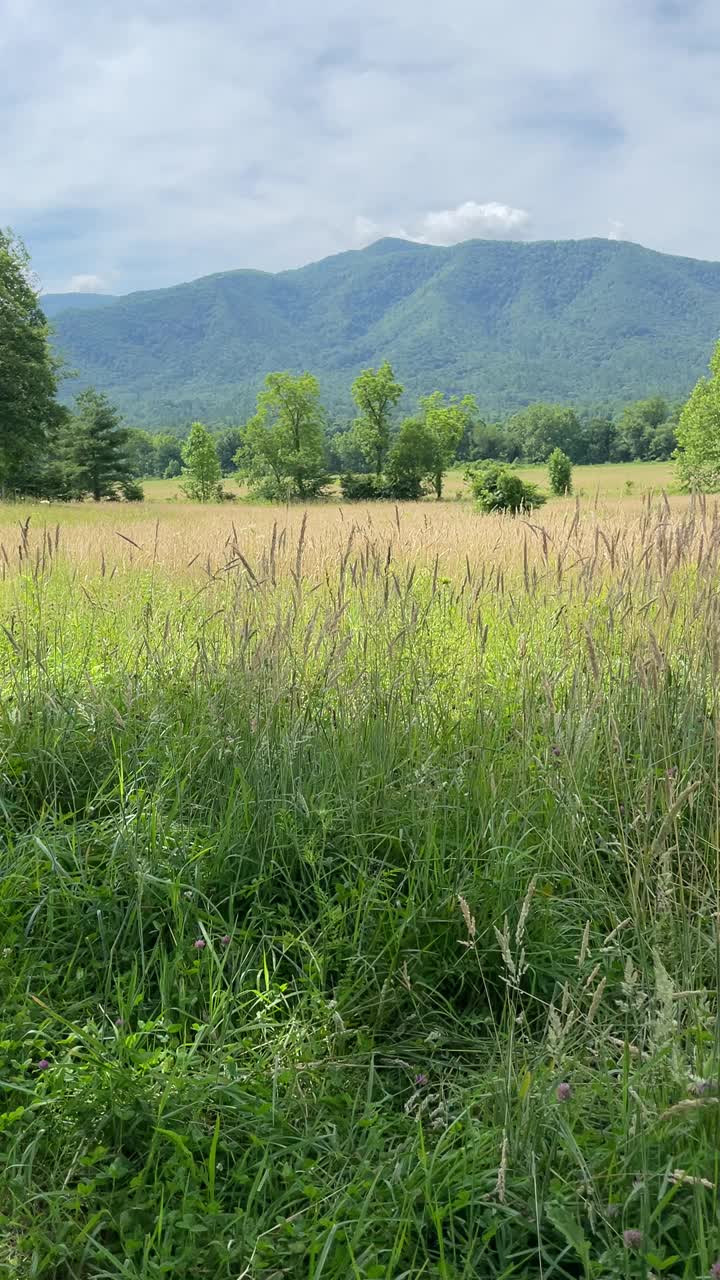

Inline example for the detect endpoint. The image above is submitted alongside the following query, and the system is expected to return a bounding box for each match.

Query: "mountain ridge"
[45,237,720,427]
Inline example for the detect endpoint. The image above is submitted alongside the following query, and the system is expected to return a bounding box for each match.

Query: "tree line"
[3,226,719,504]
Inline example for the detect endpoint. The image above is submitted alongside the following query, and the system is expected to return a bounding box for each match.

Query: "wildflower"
[115,1017,124,1027]
[415,1073,428,1087]
[183,890,193,900]
[37,1059,50,1071]
[556,1081,572,1101]
[623,1229,643,1250]
[193,938,206,950]
[220,934,232,946]
[710,1260,720,1278]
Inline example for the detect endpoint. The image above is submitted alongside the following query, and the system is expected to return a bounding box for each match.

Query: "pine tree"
[61,389,138,500]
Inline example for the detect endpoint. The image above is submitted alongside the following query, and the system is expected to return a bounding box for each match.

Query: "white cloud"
[414,201,531,245]
[352,202,530,249]
[67,273,108,293]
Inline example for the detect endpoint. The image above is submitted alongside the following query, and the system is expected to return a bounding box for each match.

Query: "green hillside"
[47,237,720,427]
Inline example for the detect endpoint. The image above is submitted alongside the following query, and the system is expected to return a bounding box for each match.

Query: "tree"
[154,433,184,478]
[547,448,573,495]
[238,371,328,500]
[215,427,243,475]
[509,403,583,463]
[181,422,223,501]
[675,341,720,491]
[582,415,616,464]
[61,389,139,501]
[351,362,403,477]
[418,392,478,498]
[0,228,66,492]
[615,396,670,461]
[125,428,157,479]
[386,418,437,499]
[466,461,546,514]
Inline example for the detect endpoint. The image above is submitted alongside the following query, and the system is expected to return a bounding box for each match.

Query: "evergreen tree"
[181,422,223,501]
[0,228,66,493]
[61,389,138,500]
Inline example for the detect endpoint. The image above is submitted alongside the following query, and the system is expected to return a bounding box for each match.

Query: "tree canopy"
[238,371,329,500]
[0,228,65,492]
[675,340,720,491]
[351,362,403,477]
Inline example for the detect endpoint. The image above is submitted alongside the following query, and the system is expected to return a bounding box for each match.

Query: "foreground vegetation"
[1,495,720,1278]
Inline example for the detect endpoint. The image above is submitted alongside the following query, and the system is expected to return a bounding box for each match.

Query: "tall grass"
[1,495,720,1278]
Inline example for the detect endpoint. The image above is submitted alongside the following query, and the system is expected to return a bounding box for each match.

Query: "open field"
[141,460,677,506]
[2,494,720,1278]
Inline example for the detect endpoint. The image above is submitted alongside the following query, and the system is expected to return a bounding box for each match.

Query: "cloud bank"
[3,0,720,291]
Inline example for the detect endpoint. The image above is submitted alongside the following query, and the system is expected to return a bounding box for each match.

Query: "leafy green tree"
[215,427,243,475]
[386,418,437,499]
[61,389,139,501]
[351,362,403,477]
[582,415,616,464]
[675,341,720,491]
[466,461,546,514]
[615,396,670,461]
[0,228,66,492]
[547,448,573,495]
[238,372,328,500]
[418,392,478,498]
[125,428,157,478]
[154,433,184,478]
[509,403,583,463]
[181,422,223,501]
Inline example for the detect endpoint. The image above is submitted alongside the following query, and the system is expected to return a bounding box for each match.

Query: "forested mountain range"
[45,237,720,427]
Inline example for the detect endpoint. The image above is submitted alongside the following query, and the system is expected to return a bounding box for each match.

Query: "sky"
[2,0,720,294]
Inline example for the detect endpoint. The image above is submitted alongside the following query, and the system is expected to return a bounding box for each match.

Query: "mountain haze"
[42,293,116,318]
[46,238,720,427]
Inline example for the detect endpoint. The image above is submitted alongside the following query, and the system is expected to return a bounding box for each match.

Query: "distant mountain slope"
[42,293,116,319]
[47,238,720,427]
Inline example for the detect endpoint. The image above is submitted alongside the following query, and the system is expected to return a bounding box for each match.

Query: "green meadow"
[1,493,719,1279]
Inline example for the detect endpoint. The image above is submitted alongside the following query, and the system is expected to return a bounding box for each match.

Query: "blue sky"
[2,0,720,294]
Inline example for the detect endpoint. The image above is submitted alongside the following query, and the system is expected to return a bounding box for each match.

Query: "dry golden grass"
[0,489,708,587]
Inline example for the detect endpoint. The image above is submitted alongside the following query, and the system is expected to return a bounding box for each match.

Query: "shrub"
[120,478,145,502]
[466,461,546,513]
[547,448,573,495]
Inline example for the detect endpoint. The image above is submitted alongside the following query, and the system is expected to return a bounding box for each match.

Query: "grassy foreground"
[1,496,720,1279]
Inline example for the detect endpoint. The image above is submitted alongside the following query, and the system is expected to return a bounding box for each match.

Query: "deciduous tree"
[238,372,328,500]
[0,228,65,492]
[675,341,720,491]
[351,362,403,477]
[181,421,223,501]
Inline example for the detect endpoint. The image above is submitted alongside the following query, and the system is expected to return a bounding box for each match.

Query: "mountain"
[42,293,116,319]
[46,238,720,428]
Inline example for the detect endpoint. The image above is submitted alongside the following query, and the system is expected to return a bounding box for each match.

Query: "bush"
[466,461,546,513]
[120,478,145,502]
[340,473,387,501]
[547,448,573,495]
